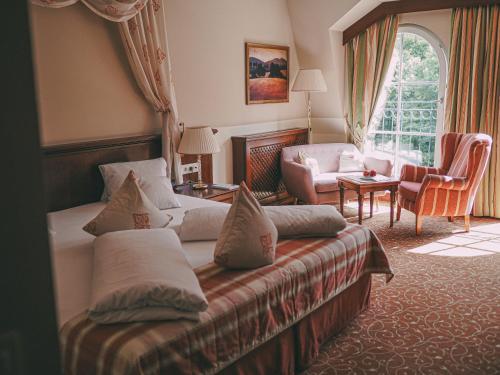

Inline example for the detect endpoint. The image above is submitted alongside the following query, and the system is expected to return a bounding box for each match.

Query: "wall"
[30,3,161,145]
[30,0,306,183]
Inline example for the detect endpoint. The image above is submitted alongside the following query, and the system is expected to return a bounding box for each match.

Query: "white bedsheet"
[48,195,227,327]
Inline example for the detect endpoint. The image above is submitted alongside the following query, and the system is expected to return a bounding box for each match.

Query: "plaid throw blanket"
[60,224,393,375]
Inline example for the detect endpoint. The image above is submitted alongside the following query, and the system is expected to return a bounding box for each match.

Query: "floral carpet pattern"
[303,206,500,375]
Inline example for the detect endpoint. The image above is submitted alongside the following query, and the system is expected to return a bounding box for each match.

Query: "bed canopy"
[32,0,182,182]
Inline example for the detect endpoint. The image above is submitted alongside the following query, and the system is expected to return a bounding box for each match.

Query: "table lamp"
[177,126,220,189]
[291,69,327,143]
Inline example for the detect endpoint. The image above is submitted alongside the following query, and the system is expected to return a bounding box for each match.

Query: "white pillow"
[338,150,365,172]
[138,175,181,209]
[179,205,346,241]
[178,206,229,242]
[89,228,208,324]
[99,158,167,201]
[298,151,320,176]
[83,170,172,236]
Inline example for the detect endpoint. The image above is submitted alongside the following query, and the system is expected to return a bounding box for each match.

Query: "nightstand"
[174,183,238,203]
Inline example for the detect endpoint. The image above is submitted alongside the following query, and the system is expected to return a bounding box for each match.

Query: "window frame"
[368,24,448,173]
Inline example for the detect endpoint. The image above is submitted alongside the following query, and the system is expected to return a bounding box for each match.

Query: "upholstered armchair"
[397,132,492,235]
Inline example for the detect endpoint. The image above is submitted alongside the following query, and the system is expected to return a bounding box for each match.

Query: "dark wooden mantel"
[343,0,500,45]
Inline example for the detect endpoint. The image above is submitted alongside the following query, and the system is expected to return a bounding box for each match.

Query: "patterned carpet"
[302,205,500,375]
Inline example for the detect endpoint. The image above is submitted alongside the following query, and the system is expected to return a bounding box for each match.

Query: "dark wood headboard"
[42,134,212,212]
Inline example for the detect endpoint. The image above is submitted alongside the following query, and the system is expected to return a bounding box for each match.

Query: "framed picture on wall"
[245,42,289,104]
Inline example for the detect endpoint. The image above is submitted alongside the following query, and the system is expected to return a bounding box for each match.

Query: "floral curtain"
[445,5,500,217]
[32,0,182,181]
[32,0,146,22]
[118,1,181,182]
[344,15,399,150]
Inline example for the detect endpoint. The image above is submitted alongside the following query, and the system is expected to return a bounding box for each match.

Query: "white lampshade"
[178,126,220,155]
[291,69,327,92]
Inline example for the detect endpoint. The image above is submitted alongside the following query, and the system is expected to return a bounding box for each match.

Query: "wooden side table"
[174,183,238,204]
[337,176,400,227]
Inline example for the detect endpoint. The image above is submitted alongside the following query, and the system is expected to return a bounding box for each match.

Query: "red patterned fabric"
[60,226,392,375]
[398,132,492,217]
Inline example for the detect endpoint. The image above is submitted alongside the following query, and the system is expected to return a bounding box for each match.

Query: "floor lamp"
[291,69,327,143]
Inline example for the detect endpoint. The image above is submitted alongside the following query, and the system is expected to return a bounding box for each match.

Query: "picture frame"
[245,42,289,104]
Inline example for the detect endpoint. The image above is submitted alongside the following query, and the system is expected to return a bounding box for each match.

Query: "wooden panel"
[343,0,500,44]
[42,134,214,212]
[42,134,162,211]
[232,128,308,204]
[1,2,61,372]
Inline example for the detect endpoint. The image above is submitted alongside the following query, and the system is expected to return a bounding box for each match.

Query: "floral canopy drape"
[32,0,181,182]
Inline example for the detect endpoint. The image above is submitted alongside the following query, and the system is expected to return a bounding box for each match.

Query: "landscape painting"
[246,43,289,104]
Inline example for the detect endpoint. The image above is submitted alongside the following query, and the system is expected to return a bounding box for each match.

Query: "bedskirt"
[221,273,372,374]
[60,224,392,375]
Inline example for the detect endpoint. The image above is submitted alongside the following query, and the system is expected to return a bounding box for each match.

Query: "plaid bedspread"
[60,224,393,375]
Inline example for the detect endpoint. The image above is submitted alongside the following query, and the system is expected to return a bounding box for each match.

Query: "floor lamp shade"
[291,69,327,93]
[291,69,327,144]
[178,126,220,189]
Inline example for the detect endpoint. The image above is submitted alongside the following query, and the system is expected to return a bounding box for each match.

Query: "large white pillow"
[179,205,346,241]
[99,158,167,202]
[89,228,208,324]
[137,175,181,209]
[83,170,171,236]
[338,150,365,172]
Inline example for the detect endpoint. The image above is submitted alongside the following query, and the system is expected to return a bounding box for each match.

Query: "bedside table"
[174,183,238,203]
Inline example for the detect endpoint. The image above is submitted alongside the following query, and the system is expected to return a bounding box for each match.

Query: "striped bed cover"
[60,224,393,375]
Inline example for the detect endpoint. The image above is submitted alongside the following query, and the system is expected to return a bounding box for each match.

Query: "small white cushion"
[214,182,277,269]
[138,175,181,209]
[89,228,208,324]
[298,151,321,176]
[180,204,346,241]
[99,158,167,201]
[338,150,365,172]
[83,170,171,236]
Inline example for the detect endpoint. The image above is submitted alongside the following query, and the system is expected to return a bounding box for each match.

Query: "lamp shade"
[178,126,220,155]
[291,69,327,92]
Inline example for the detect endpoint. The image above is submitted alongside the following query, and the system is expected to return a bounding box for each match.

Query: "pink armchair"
[397,132,492,235]
[281,143,393,205]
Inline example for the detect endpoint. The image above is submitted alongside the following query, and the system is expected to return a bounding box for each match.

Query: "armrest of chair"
[281,160,317,204]
[421,174,468,191]
[400,164,446,183]
[364,156,393,177]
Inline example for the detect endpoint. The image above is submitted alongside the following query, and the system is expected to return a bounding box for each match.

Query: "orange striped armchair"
[397,133,492,235]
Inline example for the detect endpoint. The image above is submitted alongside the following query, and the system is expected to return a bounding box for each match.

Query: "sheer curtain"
[445,5,500,217]
[32,0,182,181]
[344,15,399,151]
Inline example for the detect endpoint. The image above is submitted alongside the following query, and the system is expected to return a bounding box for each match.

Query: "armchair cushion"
[400,164,445,183]
[399,181,421,202]
[421,174,468,191]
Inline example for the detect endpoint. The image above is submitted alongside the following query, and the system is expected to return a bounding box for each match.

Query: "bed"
[43,135,393,375]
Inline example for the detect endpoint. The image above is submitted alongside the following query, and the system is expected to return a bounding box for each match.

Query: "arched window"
[364,25,447,175]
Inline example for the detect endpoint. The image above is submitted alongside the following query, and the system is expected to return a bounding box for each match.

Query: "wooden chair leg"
[416,215,423,235]
[396,204,401,221]
[448,216,454,222]
[464,215,470,232]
